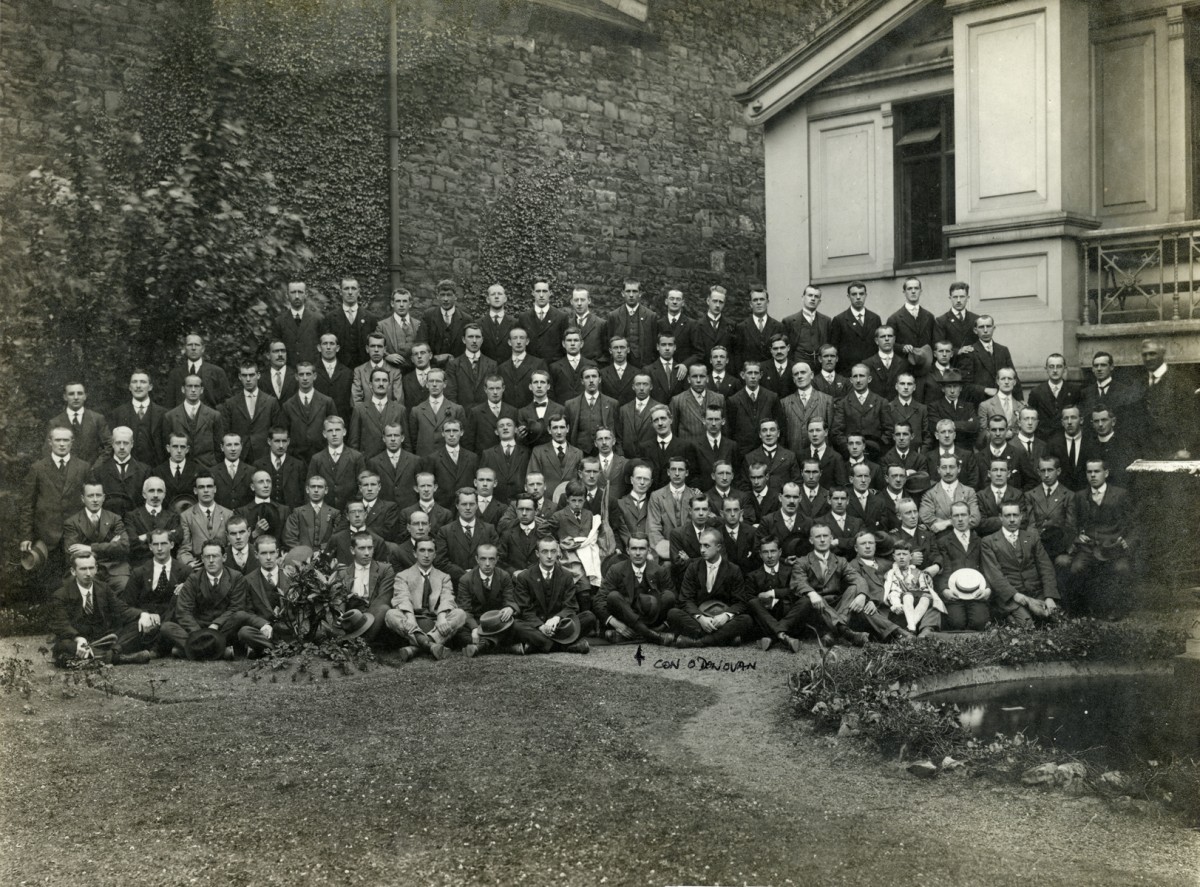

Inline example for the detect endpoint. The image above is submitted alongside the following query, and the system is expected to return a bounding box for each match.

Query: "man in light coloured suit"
[385,538,467,661]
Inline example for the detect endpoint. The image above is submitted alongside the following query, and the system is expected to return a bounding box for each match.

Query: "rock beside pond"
[907,760,939,779]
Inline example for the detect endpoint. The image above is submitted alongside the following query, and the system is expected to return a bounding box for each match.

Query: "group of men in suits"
[24,275,1197,665]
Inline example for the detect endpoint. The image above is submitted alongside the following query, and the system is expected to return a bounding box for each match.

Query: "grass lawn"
[1,638,1197,886]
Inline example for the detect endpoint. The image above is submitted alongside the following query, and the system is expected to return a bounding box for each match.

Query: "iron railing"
[1081,222,1200,325]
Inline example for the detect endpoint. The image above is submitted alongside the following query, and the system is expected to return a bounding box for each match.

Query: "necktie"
[190,363,198,376]
[484,575,491,589]
[659,440,666,451]
[149,508,158,517]
[504,445,512,457]
[557,446,565,463]
[174,464,181,479]
[155,568,169,594]
[71,413,81,431]
[422,572,433,605]
[136,404,145,419]
[83,590,93,615]
[57,459,64,472]
[1068,438,1076,466]
[464,524,473,538]
[205,508,213,531]
[118,462,126,479]
[275,370,283,393]
[294,313,303,322]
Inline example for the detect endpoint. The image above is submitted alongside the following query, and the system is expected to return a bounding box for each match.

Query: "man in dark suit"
[845,463,893,536]
[109,370,168,467]
[326,501,390,566]
[400,343,434,411]
[49,382,112,465]
[828,281,882,375]
[313,333,354,418]
[126,476,183,569]
[1087,405,1135,487]
[444,324,498,409]
[786,523,869,646]
[759,335,795,401]
[595,535,676,645]
[605,279,658,367]
[548,328,596,404]
[812,488,864,558]
[515,370,562,451]
[366,422,421,509]
[124,528,191,624]
[62,482,131,595]
[478,283,515,364]
[668,529,753,647]
[158,540,248,659]
[457,543,518,654]
[479,418,531,504]
[497,327,547,411]
[687,411,738,490]
[734,285,787,372]
[706,346,740,399]
[833,365,891,458]
[745,417,800,492]
[1045,406,1093,491]
[90,426,150,516]
[270,280,323,368]
[519,279,568,365]
[223,516,258,576]
[932,281,980,356]
[505,537,594,654]
[423,418,478,508]
[263,343,300,404]
[256,427,307,509]
[959,315,1020,397]
[231,535,297,648]
[164,374,226,467]
[1069,459,1134,619]
[933,502,989,630]
[154,433,199,507]
[840,531,905,641]
[349,368,408,461]
[465,376,520,454]
[781,284,831,370]
[22,425,92,593]
[564,287,606,363]
[657,287,692,353]
[717,497,760,575]
[306,416,366,511]
[645,330,688,407]
[282,475,342,551]
[163,333,231,409]
[417,279,473,367]
[600,337,638,406]
[211,434,255,511]
[642,408,692,490]
[886,277,937,356]
[981,502,1059,626]
[282,362,338,463]
[220,362,281,465]
[616,374,660,459]
[813,344,853,401]
[235,470,291,546]
[1137,337,1197,458]
[565,367,619,456]
[498,494,543,574]
[926,371,979,450]
[1079,350,1140,426]
[726,361,782,458]
[1026,354,1083,441]
[320,277,375,371]
[528,414,583,498]
[49,550,159,665]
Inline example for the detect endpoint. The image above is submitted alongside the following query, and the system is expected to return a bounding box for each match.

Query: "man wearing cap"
[981,502,1059,626]
[596,535,676,645]
[459,543,520,656]
[934,502,989,631]
[669,529,754,648]
[506,537,594,654]
[386,538,468,660]
[159,541,247,659]
[926,371,979,450]
[50,550,160,666]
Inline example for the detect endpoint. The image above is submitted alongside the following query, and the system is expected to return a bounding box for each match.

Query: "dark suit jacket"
[282,390,338,461]
[321,307,376,370]
[89,457,151,516]
[658,312,693,353]
[408,399,467,455]
[349,400,408,461]
[233,566,290,623]
[164,361,230,409]
[234,500,291,545]
[600,363,638,405]
[981,529,1058,611]
[679,557,747,616]
[164,402,225,466]
[1138,367,1198,457]
[423,447,480,507]
[1079,379,1140,427]
[48,409,112,465]
[124,558,191,618]
[720,522,760,573]
[175,568,245,633]
[886,306,937,353]
[367,449,423,509]
[566,393,620,455]
[726,387,782,456]
[125,506,184,566]
[226,544,258,576]
[476,313,515,364]
[828,308,882,375]
[926,397,980,449]
[883,399,929,449]
[933,528,983,592]
[416,306,472,360]
[733,315,787,369]
[548,356,597,404]
[264,366,300,404]
[744,446,800,490]
[789,551,865,601]
[210,460,255,511]
[781,311,831,367]
[616,398,662,459]
[50,578,141,642]
[255,455,307,509]
[271,307,323,367]
[23,456,92,547]
[400,501,454,535]
[518,307,568,364]
[109,400,168,467]
[283,502,342,550]
[313,361,354,418]
[644,360,687,407]
[400,370,430,414]
[599,559,675,611]
[846,491,893,533]
[458,567,515,618]
[974,445,1029,492]
[833,391,891,453]
[687,436,738,490]
[153,459,199,507]
[759,361,795,401]
[479,444,532,503]
[1073,484,1132,547]
[812,371,853,401]
[499,524,541,572]
[444,352,499,408]
[1026,381,1084,440]
[759,510,810,559]
[961,339,1019,394]
[498,355,547,409]
[62,508,129,565]
[307,446,367,508]
[528,442,583,498]
[466,401,521,454]
[507,563,580,623]
[605,304,659,367]
[568,313,607,363]
[933,309,980,353]
[641,437,690,489]
[327,526,390,566]
[1045,432,1096,491]
[614,494,650,550]
[1024,484,1075,556]
[812,512,864,558]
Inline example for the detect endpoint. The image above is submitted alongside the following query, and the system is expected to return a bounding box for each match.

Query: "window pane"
[903,157,944,263]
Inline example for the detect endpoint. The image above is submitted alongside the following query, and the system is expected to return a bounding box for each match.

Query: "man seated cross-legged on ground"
[458,543,522,658]
[786,524,871,648]
[595,534,676,646]
[385,538,468,661]
[50,550,161,666]
[668,529,754,649]
[506,537,595,655]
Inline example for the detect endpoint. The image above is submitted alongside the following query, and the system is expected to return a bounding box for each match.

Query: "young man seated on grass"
[385,538,468,661]
[50,550,160,666]
[505,537,594,654]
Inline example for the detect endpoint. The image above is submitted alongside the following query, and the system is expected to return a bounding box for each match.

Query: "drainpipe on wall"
[387,0,402,294]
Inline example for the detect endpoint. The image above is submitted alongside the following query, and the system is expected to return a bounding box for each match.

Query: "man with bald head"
[125,475,183,569]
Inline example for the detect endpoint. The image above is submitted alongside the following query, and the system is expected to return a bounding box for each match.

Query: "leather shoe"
[837,626,869,647]
[653,631,676,646]
[757,637,772,651]
[398,646,419,662]
[507,643,526,656]
[565,640,590,654]
[674,635,704,649]
[222,646,236,661]
[429,643,448,661]
[603,629,620,644]
[112,650,152,665]
[819,633,836,649]
[464,644,480,658]
[784,635,802,654]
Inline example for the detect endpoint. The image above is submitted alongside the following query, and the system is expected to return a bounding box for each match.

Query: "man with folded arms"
[50,550,160,666]
[668,530,753,648]
[62,482,131,596]
[506,537,593,654]
[385,538,467,661]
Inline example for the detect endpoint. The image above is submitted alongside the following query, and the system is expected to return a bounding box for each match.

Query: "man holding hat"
[49,550,160,665]
[330,531,393,644]
[386,538,468,660]
[935,503,990,631]
[459,543,520,657]
[506,537,594,654]
[21,425,90,594]
[595,535,676,645]
[159,541,247,660]
[668,529,753,648]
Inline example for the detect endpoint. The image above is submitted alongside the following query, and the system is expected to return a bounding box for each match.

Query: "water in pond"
[921,674,1200,769]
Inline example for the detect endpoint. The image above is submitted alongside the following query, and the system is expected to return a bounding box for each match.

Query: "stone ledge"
[909,660,1174,697]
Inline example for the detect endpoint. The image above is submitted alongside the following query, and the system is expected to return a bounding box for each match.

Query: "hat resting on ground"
[184,628,227,661]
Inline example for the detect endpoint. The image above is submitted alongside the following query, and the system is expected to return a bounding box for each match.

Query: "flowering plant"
[277,547,349,643]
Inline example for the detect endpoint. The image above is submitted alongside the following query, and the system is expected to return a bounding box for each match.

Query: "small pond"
[920,673,1200,770]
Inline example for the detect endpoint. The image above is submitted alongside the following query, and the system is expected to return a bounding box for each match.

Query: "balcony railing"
[1081,222,1200,325]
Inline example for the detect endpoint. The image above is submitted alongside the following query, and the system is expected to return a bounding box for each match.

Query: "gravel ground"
[0,635,1196,886]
